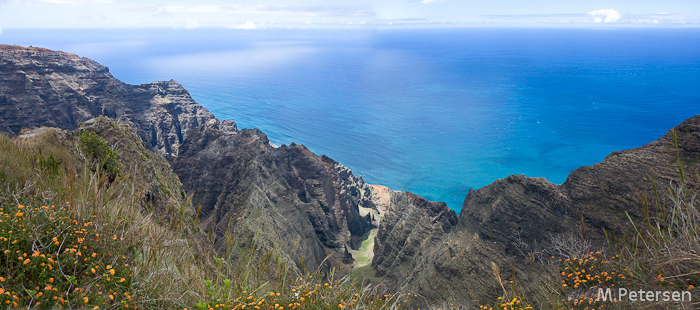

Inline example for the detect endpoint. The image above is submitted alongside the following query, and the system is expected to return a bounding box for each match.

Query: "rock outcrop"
[372,115,700,306]
[0,45,235,158]
[372,192,457,278]
[170,122,378,275]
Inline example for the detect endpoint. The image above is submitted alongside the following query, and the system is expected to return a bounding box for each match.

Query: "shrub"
[38,153,63,176]
[0,203,139,309]
[79,130,120,181]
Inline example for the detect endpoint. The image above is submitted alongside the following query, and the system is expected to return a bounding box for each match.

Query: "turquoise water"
[3,28,700,210]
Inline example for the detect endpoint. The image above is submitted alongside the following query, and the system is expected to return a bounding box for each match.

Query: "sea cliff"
[1,45,698,308]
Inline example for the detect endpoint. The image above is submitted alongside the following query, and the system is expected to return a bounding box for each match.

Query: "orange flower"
[83,297,88,303]
[23,259,31,265]
[110,269,115,275]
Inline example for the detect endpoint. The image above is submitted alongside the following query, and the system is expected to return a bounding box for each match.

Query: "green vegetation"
[79,130,121,182]
[534,176,699,309]
[476,130,699,310]
[0,127,414,309]
[348,230,377,267]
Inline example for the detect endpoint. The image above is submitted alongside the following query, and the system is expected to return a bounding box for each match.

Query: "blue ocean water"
[3,28,700,211]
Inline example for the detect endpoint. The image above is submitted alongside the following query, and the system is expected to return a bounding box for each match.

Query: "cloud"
[588,9,621,23]
[421,0,444,3]
[184,19,199,29]
[154,5,373,17]
[239,20,257,30]
[37,0,112,4]
[480,11,700,26]
[157,6,222,13]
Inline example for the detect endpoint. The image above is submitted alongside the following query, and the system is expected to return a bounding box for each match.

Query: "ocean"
[3,27,699,211]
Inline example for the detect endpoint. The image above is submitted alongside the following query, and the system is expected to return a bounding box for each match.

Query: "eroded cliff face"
[170,122,377,275]
[0,45,379,278]
[372,115,700,306]
[0,45,236,158]
[372,192,457,278]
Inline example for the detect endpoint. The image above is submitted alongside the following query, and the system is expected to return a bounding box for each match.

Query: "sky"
[0,0,699,30]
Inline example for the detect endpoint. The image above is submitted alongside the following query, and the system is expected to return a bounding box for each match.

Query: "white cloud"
[421,0,443,3]
[37,0,112,4]
[184,19,199,29]
[158,6,221,13]
[481,11,700,26]
[239,20,257,30]
[153,5,373,17]
[589,9,621,23]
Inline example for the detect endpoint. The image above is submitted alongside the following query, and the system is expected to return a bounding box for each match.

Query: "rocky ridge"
[170,122,380,274]
[372,115,700,306]
[0,45,236,158]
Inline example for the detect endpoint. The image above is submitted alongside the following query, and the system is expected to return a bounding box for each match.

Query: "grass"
[475,130,700,310]
[0,121,415,309]
[10,120,696,310]
[545,130,700,309]
[540,178,699,309]
[347,230,377,267]
[0,126,214,309]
